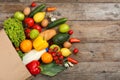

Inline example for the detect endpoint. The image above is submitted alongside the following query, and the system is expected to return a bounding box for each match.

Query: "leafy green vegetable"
[40,62,66,76]
[4,18,25,47]
[17,50,24,60]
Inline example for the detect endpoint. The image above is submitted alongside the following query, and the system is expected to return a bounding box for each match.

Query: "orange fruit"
[41,52,53,63]
[20,39,32,53]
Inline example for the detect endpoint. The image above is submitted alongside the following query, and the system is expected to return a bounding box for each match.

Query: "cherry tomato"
[68,30,73,35]
[24,18,34,28]
[31,2,36,7]
[32,24,42,32]
[73,48,79,54]
[25,28,31,38]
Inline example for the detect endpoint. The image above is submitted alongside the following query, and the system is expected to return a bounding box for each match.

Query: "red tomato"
[31,2,36,7]
[32,24,42,32]
[25,28,31,38]
[24,18,34,28]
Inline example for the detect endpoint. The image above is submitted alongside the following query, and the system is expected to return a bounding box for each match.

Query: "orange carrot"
[46,7,56,12]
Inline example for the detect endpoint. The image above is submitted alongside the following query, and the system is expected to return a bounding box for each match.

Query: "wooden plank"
[0,3,120,21]
[71,43,120,62]
[33,62,120,80]
[1,20,120,42]
[25,0,120,3]
[68,21,120,42]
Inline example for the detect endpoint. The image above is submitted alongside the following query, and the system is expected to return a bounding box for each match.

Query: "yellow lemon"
[33,12,45,23]
[61,48,71,57]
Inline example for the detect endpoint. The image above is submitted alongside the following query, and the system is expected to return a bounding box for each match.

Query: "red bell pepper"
[67,57,78,64]
[69,38,80,43]
[26,60,40,75]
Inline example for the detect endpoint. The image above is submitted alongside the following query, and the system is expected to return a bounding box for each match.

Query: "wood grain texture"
[71,43,120,62]
[0,3,120,21]
[33,62,120,80]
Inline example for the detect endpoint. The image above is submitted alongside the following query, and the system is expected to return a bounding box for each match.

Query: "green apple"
[30,29,39,39]
[59,24,70,33]
[14,11,25,21]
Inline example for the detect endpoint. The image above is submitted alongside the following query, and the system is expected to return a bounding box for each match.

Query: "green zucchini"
[46,18,67,29]
[29,4,46,17]
[52,33,70,45]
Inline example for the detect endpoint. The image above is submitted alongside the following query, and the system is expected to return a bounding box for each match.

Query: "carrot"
[46,7,56,12]
[67,57,78,64]
[69,38,80,43]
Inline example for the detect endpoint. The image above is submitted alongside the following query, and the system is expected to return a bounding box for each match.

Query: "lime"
[30,29,39,39]
[61,48,71,57]
[59,24,70,33]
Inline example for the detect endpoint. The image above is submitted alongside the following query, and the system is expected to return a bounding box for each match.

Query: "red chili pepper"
[67,57,78,64]
[31,2,36,7]
[73,48,79,54]
[68,30,73,35]
[69,38,80,43]
[26,60,40,75]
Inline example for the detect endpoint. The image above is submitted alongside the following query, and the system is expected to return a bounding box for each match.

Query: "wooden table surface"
[0,0,120,80]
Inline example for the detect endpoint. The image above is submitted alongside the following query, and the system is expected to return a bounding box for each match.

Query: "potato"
[40,29,56,41]
[63,41,72,48]
[41,19,49,27]
[23,7,30,16]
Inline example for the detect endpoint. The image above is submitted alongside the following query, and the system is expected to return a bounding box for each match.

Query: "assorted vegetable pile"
[3,2,80,76]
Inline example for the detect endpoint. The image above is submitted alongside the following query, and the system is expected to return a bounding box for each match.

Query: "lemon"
[33,12,45,23]
[61,48,71,57]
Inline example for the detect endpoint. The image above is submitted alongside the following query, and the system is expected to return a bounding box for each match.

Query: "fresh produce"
[23,49,46,65]
[17,50,24,60]
[59,24,70,33]
[46,7,56,12]
[40,29,56,41]
[63,41,72,48]
[14,11,25,21]
[33,36,49,51]
[52,33,70,45]
[47,18,67,29]
[29,4,46,17]
[26,60,40,75]
[73,48,79,54]
[23,7,31,16]
[31,2,37,7]
[50,44,60,52]
[41,52,53,63]
[67,57,78,64]
[61,48,71,57]
[32,24,42,32]
[41,19,49,27]
[68,30,73,35]
[24,18,34,28]
[41,62,65,76]
[25,28,31,38]
[33,12,45,23]
[4,18,25,47]
[20,39,32,53]
[69,38,80,43]
[4,2,80,77]
[30,29,39,39]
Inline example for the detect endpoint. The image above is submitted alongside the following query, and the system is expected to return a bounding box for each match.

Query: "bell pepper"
[26,60,40,75]
[33,36,49,51]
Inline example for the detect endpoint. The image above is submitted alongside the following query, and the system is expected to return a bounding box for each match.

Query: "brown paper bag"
[0,29,32,80]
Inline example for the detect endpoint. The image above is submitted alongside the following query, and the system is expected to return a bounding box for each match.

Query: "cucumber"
[29,4,46,17]
[46,18,67,29]
[52,33,70,45]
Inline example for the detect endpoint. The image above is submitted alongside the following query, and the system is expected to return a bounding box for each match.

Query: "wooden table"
[0,0,120,80]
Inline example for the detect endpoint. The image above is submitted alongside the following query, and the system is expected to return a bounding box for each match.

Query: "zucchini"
[29,4,46,17]
[47,18,67,29]
[52,33,70,45]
